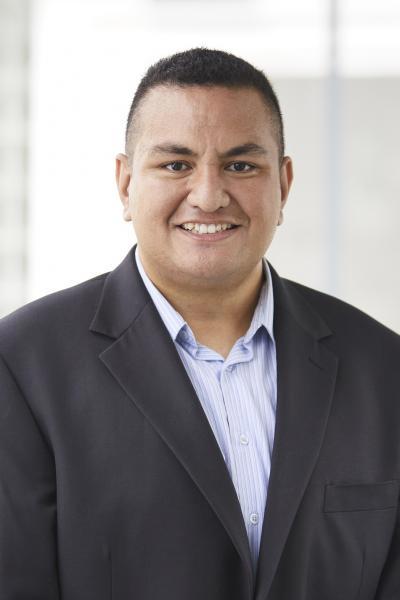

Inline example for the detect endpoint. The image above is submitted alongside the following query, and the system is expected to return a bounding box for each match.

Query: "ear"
[277,156,293,225]
[115,153,132,222]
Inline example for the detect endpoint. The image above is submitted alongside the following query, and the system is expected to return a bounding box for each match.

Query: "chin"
[176,261,237,283]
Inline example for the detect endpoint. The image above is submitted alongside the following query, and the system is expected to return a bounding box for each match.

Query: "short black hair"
[125,47,285,162]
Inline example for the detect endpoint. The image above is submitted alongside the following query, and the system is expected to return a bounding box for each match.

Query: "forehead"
[134,84,276,152]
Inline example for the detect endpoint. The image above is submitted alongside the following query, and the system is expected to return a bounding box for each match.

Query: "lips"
[177,222,240,241]
[179,222,238,234]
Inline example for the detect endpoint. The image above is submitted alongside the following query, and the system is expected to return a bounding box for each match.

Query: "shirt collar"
[134,247,275,346]
[244,260,275,345]
[135,248,188,341]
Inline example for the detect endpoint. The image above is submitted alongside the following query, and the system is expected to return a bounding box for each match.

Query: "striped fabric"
[135,248,277,572]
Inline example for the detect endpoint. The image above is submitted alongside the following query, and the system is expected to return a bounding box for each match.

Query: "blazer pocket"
[324,480,399,513]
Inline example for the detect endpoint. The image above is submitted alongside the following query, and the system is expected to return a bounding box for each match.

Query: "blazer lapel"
[89,247,254,595]
[254,266,339,600]
[90,248,338,599]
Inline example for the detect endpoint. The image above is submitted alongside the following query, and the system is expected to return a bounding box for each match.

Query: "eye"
[164,161,190,172]
[226,162,255,173]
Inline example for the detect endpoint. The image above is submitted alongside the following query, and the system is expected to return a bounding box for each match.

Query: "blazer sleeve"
[374,500,400,599]
[0,354,60,599]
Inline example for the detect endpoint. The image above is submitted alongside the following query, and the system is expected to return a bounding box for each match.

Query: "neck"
[139,252,265,357]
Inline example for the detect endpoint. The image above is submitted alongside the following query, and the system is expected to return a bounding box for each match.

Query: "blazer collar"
[90,245,332,343]
[269,263,332,341]
[89,246,150,338]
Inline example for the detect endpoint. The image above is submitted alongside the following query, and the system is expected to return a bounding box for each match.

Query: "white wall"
[27,0,400,330]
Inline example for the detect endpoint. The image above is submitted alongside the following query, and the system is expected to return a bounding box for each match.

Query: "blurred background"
[1,0,399,331]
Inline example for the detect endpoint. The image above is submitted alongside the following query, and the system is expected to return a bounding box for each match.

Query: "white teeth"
[181,223,235,234]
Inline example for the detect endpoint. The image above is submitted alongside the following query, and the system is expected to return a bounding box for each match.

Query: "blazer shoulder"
[0,272,109,353]
[282,277,399,347]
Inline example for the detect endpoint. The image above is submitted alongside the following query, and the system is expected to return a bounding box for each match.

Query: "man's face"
[116,85,293,290]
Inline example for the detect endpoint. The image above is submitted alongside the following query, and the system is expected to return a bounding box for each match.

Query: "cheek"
[258,181,282,214]
[247,195,278,223]
[129,184,180,225]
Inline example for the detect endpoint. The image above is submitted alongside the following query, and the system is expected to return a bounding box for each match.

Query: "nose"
[186,167,230,212]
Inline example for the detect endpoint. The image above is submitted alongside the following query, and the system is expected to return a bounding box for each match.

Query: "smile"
[179,223,238,234]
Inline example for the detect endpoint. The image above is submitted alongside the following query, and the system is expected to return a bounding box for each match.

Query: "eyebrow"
[149,142,268,158]
[150,144,194,156]
[221,143,268,158]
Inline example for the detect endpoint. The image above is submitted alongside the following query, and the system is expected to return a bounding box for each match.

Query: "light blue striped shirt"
[135,248,277,571]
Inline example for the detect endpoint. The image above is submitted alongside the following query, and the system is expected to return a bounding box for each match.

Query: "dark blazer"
[0,245,399,600]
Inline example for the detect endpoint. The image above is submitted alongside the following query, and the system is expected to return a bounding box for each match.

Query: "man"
[0,48,399,600]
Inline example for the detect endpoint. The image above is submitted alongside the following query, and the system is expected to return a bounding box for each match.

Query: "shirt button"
[240,434,249,445]
[250,512,259,525]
